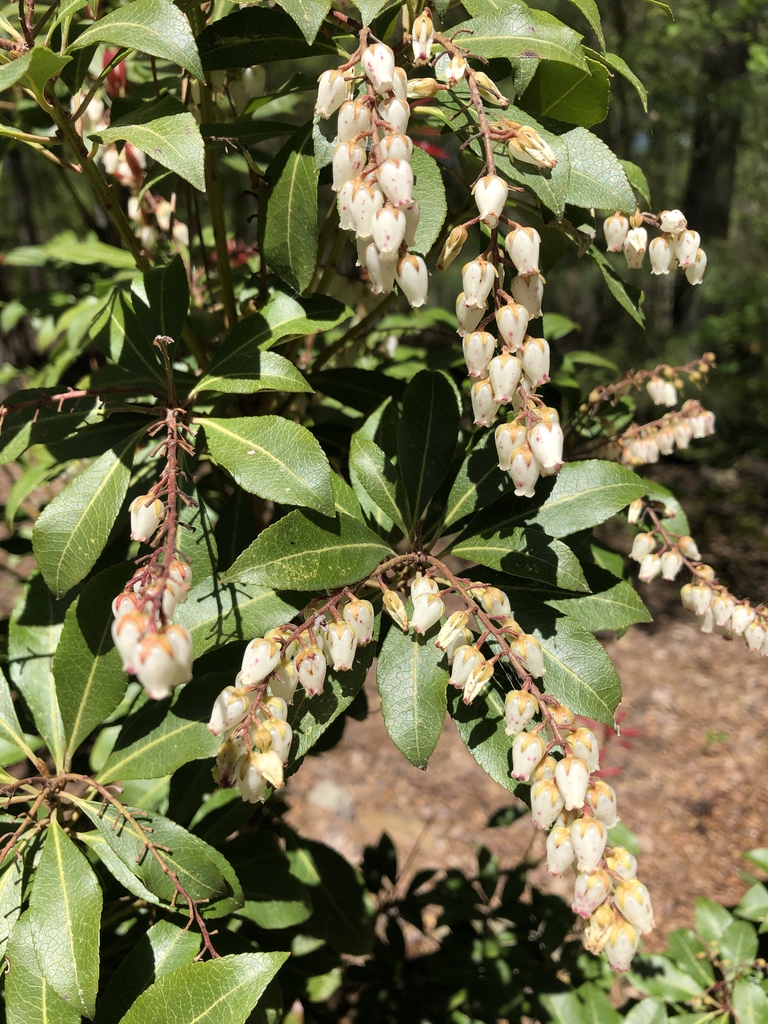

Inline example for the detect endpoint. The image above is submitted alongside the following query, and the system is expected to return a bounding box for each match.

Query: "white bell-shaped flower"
[332,142,366,192]
[383,590,408,630]
[411,9,434,64]
[657,426,675,454]
[366,243,397,294]
[377,96,410,134]
[586,779,619,828]
[351,180,384,239]
[130,494,165,543]
[629,532,656,562]
[295,645,327,695]
[135,633,178,700]
[511,272,544,317]
[462,258,497,309]
[638,552,662,582]
[396,254,429,307]
[512,633,545,678]
[472,174,508,228]
[673,229,700,267]
[435,611,469,651]
[534,754,557,781]
[711,593,735,627]
[507,126,557,169]
[615,879,655,935]
[509,443,541,498]
[673,417,693,449]
[571,817,608,873]
[336,99,371,142]
[555,754,590,810]
[494,422,526,471]
[604,920,639,971]
[165,624,193,686]
[649,235,674,275]
[661,549,683,580]
[572,869,611,919]
[325,621,357,671]
[362,42,395,94]
[623,227,647,269]
[267,720,293,764]
[237,753,268,803]
[489,353,523,404]
[528,416,563,470]
[603,212,629,252]
[404,201,420,247]
[371,203,406,259]
[269,660,298,705]
[731,603,755,636]
[546,825,575,875]
[229,67,266,114]
[455,292,484,336]
[449,645,483,690]
[688,583,712,616]
[112,611,149,673]
[445,629,473,665]
[410,593,445,635]
[463,331,496,378]
[659,208,687,233]
[112,591,140,620]
[444,55,467,87]
[470,378,500,427]
[496,302,529,352]
[684,247,707,285]
[315,69,347,118]
[745,620,766,652]
[337,177,357,230]
[463,660,494,704]
[379,158,414,208]
[530,779,564,830]
[605,846,638,880]
[343,599,375,646]
[510,730,546,780]
[570,726,600,772]
[168,559,192,595]
[241,637,281,686]
[379,132,413,163]
[504,690,539,737]
[411,574,439,598]
[208,686,250,736]
[521,336,550,386]
[506,226,540,275]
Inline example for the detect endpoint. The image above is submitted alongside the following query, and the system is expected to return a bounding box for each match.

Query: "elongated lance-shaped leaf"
[0,855,24,959]
[193,349,312,397]
[0,48,70,96]
[131,253,191,342]
[117,952,289,1024]
[451,9,589,70]
[197,6,338,68]
[377,623,448,768]
[28,818,103,1019]
[88,289,165,383]
[5,915,81,1024]
[0,666,38,765]
[202,416,335,515]
[448,681,518,793]
[349,435,408,535]
[32,432,139,598]
[452,526,589,593]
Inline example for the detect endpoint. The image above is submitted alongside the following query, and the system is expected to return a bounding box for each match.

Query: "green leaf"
[349,435,408,535]
[80,830,162,905]
[233,831,313,929]
[377,623,448,768]
[197,6,338,68]
[94,96,205,192]
[53,564,131,761]
[597,51,648,112]
[452,527,589,592]
[4,915,81,1024]
[622,998,667,1024]
[531,461,647,537]
[194,349,311,397]
[176,486,218,581]
[523,59,610,127]
[69,0,204,80]
[355,0,390,26]
[398,369,460,526]
[718,919,758,969]
[2,231,136,269]
[642,480,690,536]
[223,510,391,591]
[451,10,589,71]
[565,0,605,49]
[88,289,166,383]
[0,394,100,467]
[588,245,645,325]
[174,576,300,660]
[545,567,652,632]
[410,147,447,256]
[97,674,227,783]
[116,952,289,1024]
[564,127,636,211]
[667,929,715,987]
[539,991,587,1024]
[8,575,70,770]
[278,0,332,43]
[734,882,768,923]
[94,920,201,1024]
[32,432,137,598]
[261,123,317,294]
[28,818,102,1019]
[695,897,734,946]
[620,158,652,205]
[131,254,191,343]
[629,955,705,1004]
[448,681,517,792]
[331,472,365,522]
[0,667,38,765]
[742,848,768,873]
[0,855,24,959]
[442,431,515,529]
[731,979,768,1024]
[51,0,90,30]
[577,982,621,1024]
[0,48,71,96]
[309,367,405,414]
[202,416,334,515]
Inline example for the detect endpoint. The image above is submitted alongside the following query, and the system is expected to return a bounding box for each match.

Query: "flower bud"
[352,179,384,239]
[649,235,674,275]
[411,8,434,64]
[647,377,676,406]
[371,203,406,259]
[534,754,557,781]
[266,719,293,764]
[656,426,675,455]
[362,42,395,94]
[407,77,442,99]
[379,158,414,208]
[496,302,529,351]
[295,645,327,695]
[436,611,469,651]
[584,903,619,955]
[638,553,662,583]
[555,754,590,811]
[603,212,629,252]
[473,174,508,228]
[521,336,550,386]
[587,779,618,829]
[571,817,608,873]
[546,825,575,875]
[135,632,178,700]
[474,71,507,106]
[572,869,611,919]
[506,227,540,275]
[315,69,347,118]
[446,628,475,663]
[337,99,371,142]
[470,378,500,427]
[379,132,413,163]
[391,66,408,101]
[623,227,647,269]
[444,55,466,87]
[411,593,445,635]
[661,549,683,580]
[605,846,637,880]
[463,331,496,378]
[130,494,165,543]
[112,591,141,620]
[507,126,557,169]
[377,96,410,135]
[528,415,563,471]
[712,593,734,627]
[269,659,298,705]
[396,253,429,308]
[168,559,192,593]
[411,574,439,598]
[343,598,375,646]
[332,142,366,191]
[112,611,149,673]
[237,753,268,803]
[512,633,545,678]
[438,225,468,271]
[630,532,656,562]
[462,258,497,310]
[659,209,687,233]
[449,645,483,690]
[678,535,701,561]
[745,619,766,652]
[504,690,539,737]
[684,247,707,285]
[511,273,544,318]
[475,585,511,617]
[383,590,409,630]
[489,352,523,404]
[337,178,356,230]
[549,703,575,730]
[570,726,600,771]
[208,686,251,736]
[627,498,644,526]
[510,730,546,780]
[530,779,564,830]
[165,623,193,686]
[366,243,397,294]
[698,607,714,633]
[455,292,484,336]
[214,736,246,788]
[604,919,639,971]
[495,422,526,471]
[325,620,357,671]
[241,637,281,686]
[615,879,655,935]
[509,443,541,498]
[463,660,494,703]
[674,229,700,267]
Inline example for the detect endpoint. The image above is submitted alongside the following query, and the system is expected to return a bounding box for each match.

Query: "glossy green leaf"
[0,855,24,959]
[79,830,161,906]
[356,0,390,25]
[734,881,768,923]
[620,158,652,205]
[33,432,137,598]
[0,667,38,765]
[222,510,391,591]
[451,9,589,70]
[3,231,136,269]
[577,982,621,1024]
[69,0,204,80]
[377,623,448,768]
[8,575,70,770]
[718,918,758,968]
[448,681,517,792]
[398,370,460,526]
[524,59,610,127]
[629,955,705,1003]
[278,0,332,43]
[602,52,648,112]
[545,569,652,632]
[695,896,734,945]
[261,124,317,294]
[117,952,289,1024]
[197,6,338,69]
[88,289,166,383]
[349,435,408,535]
[95,97,204,192]
[642,480,691,536]
[743,847,768,872]
[565,0,605,49]
[175,576,300,660]
[0,48,70,96]
[452,527,589,593]
[0,394,100,467]
[731,979,768,1024]
[194,349,311,396]
[331,472,365,522]
[527,460,647,538]
[589,245,645,325]
[410,147,447,256]
[94,920,201,1024]
[442,431,515,529]
[4,915,81,1024]
[539,991,587,1024]
[310,367,406,414]
[51,0,90,30]
[667,929,715,988]
[131,254,191,343]
[203,416,334,515]
[564,127,636,211]
[622,998,667,1024]
[53,564,131,761]
[28,818,102,1019]
[176,486,218,582]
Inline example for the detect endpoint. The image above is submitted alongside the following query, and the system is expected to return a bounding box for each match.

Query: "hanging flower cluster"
[618,398,716,467]
[604,207,707,285]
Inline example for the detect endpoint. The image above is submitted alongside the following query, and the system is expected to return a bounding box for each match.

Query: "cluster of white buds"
[316,34,427,307]
[111,548,193,706]
[210,597,375,803]
[604,208,707,286]
[619,399,715,467]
